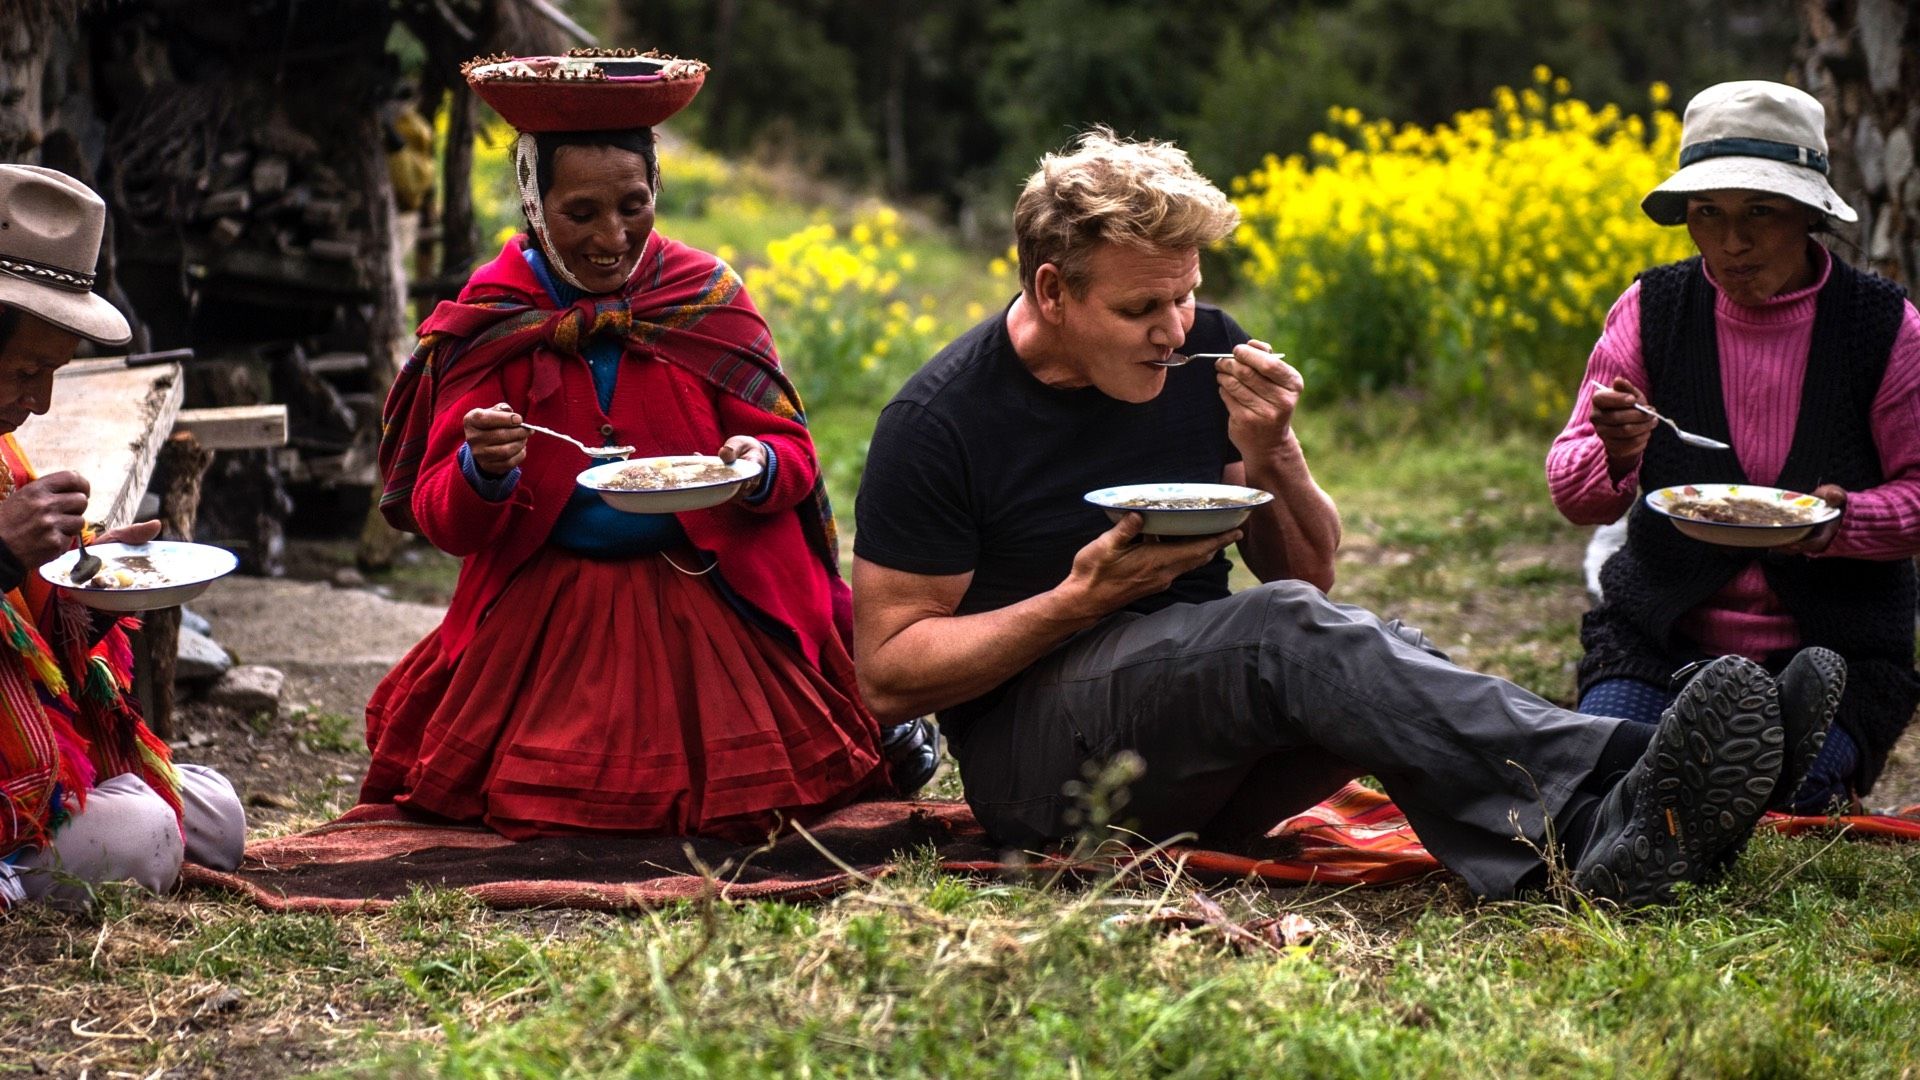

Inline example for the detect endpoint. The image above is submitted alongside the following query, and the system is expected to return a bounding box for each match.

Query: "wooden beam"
[440,81,477,288]
[133,432,214,739]
[519,0,596,45]
[173,405,289,450]
[22,362,184,527]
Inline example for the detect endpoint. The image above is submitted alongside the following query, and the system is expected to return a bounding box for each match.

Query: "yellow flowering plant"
[743,206,1014,408]
[1230,70,1693,426]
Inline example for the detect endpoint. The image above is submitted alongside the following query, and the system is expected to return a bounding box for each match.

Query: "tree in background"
[617,0,1794,229]
[1794,0,1920,287]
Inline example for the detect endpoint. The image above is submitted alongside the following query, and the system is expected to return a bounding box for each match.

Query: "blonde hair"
[1013,127,1239,296]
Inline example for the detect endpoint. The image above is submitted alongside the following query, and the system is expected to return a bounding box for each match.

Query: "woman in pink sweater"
[1549,81,1920,813]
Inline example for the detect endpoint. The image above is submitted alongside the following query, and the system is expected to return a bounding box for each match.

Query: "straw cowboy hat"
[0,165,131,346]
[1642,80,1856,227]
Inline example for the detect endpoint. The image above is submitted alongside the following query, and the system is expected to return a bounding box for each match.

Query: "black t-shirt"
[855,302,1250,722]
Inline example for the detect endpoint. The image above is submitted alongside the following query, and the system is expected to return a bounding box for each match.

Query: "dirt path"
[191,576,444,718]
[172,576,445,834]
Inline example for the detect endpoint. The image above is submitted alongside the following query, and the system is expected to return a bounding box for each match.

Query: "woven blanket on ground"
[180,783,1920,913]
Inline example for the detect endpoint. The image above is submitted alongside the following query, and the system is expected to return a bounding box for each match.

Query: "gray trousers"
[8,763,246,909]
[949,581,1619,897]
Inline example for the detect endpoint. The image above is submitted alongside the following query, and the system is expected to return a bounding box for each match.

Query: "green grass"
[14,421,1920,1077]
[342,833,1920,1078]
[1228,405,1593,704]
[20,147,1919,1077]
[289,706,362,755]
[365,549,464,606]
[657,204,819,266]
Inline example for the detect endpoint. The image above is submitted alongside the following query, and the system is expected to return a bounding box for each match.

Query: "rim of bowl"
[579,455,763,494]
[1083,484,1275,512]
[1644,484,1839,532]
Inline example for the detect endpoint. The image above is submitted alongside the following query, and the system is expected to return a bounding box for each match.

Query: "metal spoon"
[519,422,635,459]
[70,534,102,585]
[1588,381,1731,450]
[1151,351,1277,369]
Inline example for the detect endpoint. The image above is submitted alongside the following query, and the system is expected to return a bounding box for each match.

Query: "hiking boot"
[882,717,943,797]
[1769,647,1845,812]
[1573,655,1783,906]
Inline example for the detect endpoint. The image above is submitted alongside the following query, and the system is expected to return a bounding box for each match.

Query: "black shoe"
[1769,647,1845,812]
[1573,656,1783,905]
[882,717,942,797]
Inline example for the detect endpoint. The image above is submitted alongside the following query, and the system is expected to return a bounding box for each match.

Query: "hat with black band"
[1641,80,1856,226]
[0,165,131,346]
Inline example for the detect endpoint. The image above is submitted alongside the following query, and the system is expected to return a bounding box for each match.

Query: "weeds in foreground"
[10,423,1920,1076]
[347,832,1920,1078]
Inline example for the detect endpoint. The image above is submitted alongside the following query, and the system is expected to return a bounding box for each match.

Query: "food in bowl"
[1112,495,1263,511]
[600,458,741,491]
[1644,483,1838,549]
[1084,482,1275,536]
[41,541,239,612]
[1665,495,1817,527]
[74,554,171,590]
[576,456,762,515]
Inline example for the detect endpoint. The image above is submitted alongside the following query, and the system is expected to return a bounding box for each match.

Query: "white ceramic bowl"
[1084,482,1274,536]
[578,455,763,514]
[1644,483,1839,548]
[40,541,239,612]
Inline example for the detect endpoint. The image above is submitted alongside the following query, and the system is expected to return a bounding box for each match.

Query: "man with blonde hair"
[852,129,1844,904]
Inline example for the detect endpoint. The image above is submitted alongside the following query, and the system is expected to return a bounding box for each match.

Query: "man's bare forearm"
[1239,435,1340,589]
[859,587,1105,722]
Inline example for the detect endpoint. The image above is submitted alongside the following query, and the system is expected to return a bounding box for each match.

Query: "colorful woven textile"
[0,435,179,856]
[377,233,840,580]
[182,782,1920,913]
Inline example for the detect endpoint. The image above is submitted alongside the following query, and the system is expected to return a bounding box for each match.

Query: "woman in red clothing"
[1549,80,1920,813]
[361,51,922,840]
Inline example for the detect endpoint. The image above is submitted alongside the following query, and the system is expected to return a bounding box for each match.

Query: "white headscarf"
[512,131,592,291]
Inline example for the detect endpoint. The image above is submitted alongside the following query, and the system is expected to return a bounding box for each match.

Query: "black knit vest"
[1577,254,1919,791]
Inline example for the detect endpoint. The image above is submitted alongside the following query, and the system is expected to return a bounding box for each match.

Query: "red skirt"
[360,546,887,841]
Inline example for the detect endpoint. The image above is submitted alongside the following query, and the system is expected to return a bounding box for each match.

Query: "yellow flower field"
[1230,69,1695,425]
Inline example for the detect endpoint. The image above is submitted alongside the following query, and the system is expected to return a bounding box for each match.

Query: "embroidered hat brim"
[1642,155,1857,226]
[465,52,707,133]
[0,273,130,346]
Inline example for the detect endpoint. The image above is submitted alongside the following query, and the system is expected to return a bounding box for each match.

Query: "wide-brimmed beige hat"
[0,165,131,346]
[1642,80,1856,226]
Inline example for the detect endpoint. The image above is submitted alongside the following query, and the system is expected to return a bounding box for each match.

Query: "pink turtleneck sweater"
[1547,245,1920,660]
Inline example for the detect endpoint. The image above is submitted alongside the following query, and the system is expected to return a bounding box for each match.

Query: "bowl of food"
[578,455,763,514]
[1645,483,1839,548]
[39,541,239,612]
[1084,483,1274,536]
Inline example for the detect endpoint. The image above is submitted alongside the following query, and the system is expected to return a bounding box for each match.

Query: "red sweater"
[409,237,844,666]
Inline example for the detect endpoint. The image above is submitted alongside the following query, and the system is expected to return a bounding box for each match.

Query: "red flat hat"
[464,49,707,132]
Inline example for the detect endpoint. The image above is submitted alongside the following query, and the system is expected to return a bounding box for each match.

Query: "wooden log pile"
[112,101,376,293]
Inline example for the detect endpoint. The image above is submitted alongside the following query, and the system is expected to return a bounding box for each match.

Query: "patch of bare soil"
[1868,730,1920,811]
[173,573,446,833]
